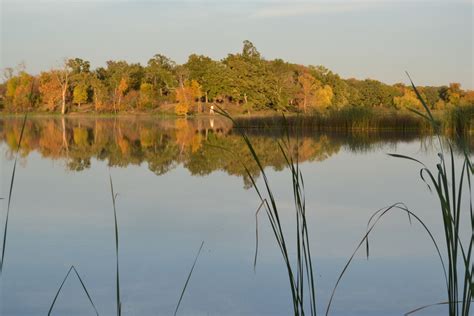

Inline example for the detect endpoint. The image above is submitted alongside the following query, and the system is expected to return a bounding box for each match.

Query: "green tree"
[145,54,176,100]
[267,59,298,111]
[223,40,273,112]
[185,54,228,105]
[68,58,92,108]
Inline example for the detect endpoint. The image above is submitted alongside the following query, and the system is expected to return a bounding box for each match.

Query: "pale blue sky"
[1,0,472,88]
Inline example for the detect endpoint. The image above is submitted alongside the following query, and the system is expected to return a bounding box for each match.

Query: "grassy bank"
[234,106,474,135]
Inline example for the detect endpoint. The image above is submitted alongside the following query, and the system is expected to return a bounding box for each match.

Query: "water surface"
[0,116,467,315]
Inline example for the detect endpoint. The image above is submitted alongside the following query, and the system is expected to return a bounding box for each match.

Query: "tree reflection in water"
[0,116,468,188]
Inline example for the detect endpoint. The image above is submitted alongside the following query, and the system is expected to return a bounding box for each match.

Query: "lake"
[0,116,470,316]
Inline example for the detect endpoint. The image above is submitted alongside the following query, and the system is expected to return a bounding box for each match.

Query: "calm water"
[0,116,469,315]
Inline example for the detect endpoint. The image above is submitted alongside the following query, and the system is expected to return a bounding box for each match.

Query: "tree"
[104,60,142,112]
[184,54,229,105]
[223,41,273,111]
[267,59,298,111]
[73,84,88,107]
[297,72,317,113]
[139,83,155,109]
[5,70,37,111]
[90,74,108,111]
[242,40,261,59]
[68,58,92,108]
[310,66,349,109]
[419,86,440,108]
[67,58,90,74]
[175,80,201,116]
[39,71,62,110]
[345,79,400,108]
[53,60,72,115]
[117,77,128,110]
[393,87,423,110]
[447,83,462,106]
[313,85,333,109]
[145,54,176,99]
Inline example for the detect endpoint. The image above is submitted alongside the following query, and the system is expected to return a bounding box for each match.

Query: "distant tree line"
[1,41,473,115]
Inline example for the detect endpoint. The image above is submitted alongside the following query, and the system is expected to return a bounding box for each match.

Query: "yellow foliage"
[175,80,202,116]
[175,100,189,116]
[175,119,194,148]
[313,85,333,109]
[139,83,154,108]
[297,73,333,112]
[73,84,88,106]
[73,127,89,146]
[118,77,128,95]
[394,88,422,110]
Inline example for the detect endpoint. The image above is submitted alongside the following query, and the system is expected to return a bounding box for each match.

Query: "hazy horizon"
[1,0,473,88]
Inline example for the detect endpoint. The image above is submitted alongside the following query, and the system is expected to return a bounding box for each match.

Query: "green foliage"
[145,54,177,100]
[185,54,228,102]
[346,78,401,108]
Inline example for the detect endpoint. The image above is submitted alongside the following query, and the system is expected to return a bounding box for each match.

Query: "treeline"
[1,41,473,115]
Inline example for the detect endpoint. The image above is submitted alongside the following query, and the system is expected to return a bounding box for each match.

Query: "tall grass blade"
[404,300,473,315]
[48,265,99,316]
[254,199,267,272]
[0,114,27,275]
[174,240,204,316]
[109,174,121,316]
[325,203,447,316]
[217,106,317,316]
[384,75,472,315]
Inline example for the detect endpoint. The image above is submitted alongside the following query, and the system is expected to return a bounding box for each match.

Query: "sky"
[1,0,473,88]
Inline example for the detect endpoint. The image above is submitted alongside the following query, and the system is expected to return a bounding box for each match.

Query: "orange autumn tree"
[39,71,63,110]
[175,79,202,116]
[115,77,129,111]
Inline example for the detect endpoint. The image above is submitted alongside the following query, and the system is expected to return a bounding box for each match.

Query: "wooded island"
[1,41,473,117]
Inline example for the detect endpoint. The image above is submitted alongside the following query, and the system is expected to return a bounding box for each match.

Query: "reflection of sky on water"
[0,136,466,315]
